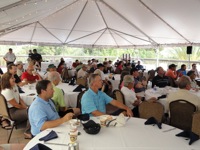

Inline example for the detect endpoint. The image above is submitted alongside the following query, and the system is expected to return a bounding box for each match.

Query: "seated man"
[152,67,170,88]
[89,63,97,73]
[190,63,199,78]
[131,68,146,93]
[121,75,142,117]
[28,80,74,136]
[43,64,57,79]
[48,71,80,117]
[177,64,187,77]
[21,65,42,84]
[72,59,80,68]
[166,75,200,112]
[165,64,179,87]
[165,64,178,80]
[187,71,199,89]
[7,63,27,86]
[77,64,88,78]
[135,61,143,70]
[81,74,133,117]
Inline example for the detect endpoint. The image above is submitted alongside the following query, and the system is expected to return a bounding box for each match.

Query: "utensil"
[162,127,176,132]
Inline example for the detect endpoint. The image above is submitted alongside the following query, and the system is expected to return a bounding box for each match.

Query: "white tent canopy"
[0,0,200,48]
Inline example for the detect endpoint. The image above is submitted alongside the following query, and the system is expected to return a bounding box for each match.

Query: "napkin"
[39,130,58,142]
[18,86,25,93]
[77,114,90,121]
[157,95,167,100]
[73,85,83,92]
[30,143,52,150]
[176,130,199,145]
[106,113,126,127]
[144,117,162,129]
[69,78,76,85]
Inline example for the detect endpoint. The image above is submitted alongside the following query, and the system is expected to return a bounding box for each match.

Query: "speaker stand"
[188,54,191,69]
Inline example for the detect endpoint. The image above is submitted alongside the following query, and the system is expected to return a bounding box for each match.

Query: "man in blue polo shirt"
[28,80,74,136]
[81,74,133,117]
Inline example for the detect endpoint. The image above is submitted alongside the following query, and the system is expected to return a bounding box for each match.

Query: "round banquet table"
[145,87,200,112]
[24,117,200,150]
[20,83,80,108]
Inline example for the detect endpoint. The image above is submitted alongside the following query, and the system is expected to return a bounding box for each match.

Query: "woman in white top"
[1,73,32,139]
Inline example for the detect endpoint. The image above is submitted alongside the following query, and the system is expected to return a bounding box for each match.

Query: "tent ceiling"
[0,0,200,48]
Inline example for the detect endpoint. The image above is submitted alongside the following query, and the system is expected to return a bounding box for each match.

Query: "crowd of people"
[0,48,200,139]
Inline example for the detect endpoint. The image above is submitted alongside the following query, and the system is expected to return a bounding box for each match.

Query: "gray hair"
[89,73,100,87]
[48,71,61,82]
[123,75,134,87]
[178,75,191,89]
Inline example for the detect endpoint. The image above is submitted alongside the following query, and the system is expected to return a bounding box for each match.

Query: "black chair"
[76,90,87,111]
[169,100,197,130]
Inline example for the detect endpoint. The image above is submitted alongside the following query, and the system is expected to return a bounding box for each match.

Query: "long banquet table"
[23,117,200,150]
[20,83,80,108]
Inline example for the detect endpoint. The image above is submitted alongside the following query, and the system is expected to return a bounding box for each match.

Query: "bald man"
[48,71,80,117]
[21,65,42,84]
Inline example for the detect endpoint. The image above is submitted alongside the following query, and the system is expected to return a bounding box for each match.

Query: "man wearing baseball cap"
[43,64,57,79]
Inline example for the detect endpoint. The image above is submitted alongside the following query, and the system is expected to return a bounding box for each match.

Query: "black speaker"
[187,46,192,54]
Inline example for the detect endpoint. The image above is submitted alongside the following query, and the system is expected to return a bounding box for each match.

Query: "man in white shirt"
[166,75,200,112]
[94,63,105,81]
[77,64,88,78]
[187,70,199,89]
[190,63,199,78]
[3,48,16,66]
[121,75,141,117]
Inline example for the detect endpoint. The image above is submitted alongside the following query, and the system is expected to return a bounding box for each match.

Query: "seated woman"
[1,73,32,139]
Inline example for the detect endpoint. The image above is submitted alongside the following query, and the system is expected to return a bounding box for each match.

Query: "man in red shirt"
[21,65,42,83]
[72,60,79,68]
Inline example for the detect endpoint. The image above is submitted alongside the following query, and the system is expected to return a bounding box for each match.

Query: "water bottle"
[153,85,157,91]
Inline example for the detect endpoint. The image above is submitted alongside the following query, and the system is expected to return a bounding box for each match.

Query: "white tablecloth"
[105,74,120,91]
[20,83,80,108]
[145,87,200,112]
[24,117,200,150]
